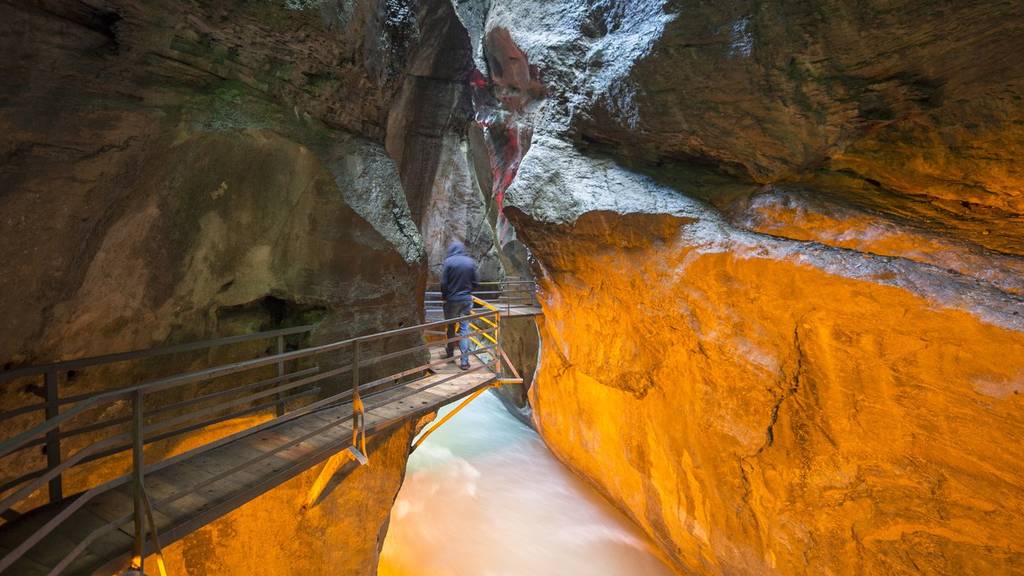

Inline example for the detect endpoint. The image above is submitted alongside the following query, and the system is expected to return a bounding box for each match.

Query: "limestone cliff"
[0,1,468,573]
[514,203,1024,575]
[475,1,1024,574]
[385,0,500,280]
[0,0,427,365]
[148,419,421,576]
[4,0,1024,573]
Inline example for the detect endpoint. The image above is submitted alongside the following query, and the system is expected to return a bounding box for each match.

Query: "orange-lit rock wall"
[146,420,418,576]
[513,209,1024,575]
[475,3,1024,570]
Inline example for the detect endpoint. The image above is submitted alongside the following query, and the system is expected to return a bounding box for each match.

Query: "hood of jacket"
[446,241,467,258]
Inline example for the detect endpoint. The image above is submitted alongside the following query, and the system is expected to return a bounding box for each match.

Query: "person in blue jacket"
[440,241,478,370]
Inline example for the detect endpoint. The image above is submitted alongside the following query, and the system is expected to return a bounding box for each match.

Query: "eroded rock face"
[495,0,1024,219]
[149,419,420,576]
[478,1,1024,574]
[0,2,437,573]
[489,314,542,424]
[0,0,427,365]
[384,0,500,278]
[511,200,1024,575]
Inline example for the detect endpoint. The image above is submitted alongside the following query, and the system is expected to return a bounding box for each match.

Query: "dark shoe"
[459,362,470,371]
[445,349,454,359]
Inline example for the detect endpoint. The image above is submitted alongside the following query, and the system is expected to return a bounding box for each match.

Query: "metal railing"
[425,277,538,319]
[0,309,510,575]
[0,325,317,506]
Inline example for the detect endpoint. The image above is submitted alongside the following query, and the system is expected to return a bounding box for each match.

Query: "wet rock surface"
[489,314,542,425]
[493,0,1024,221]
[0,1,463,574]
[384,0,499,278]
[0,0,427,365]
[151,419,420,576]
[477,1,1024,574]
[513,206,1024,575]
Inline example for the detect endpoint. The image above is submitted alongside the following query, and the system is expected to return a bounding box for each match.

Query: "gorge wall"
[0,1,485,573]
[473,1,1024,574]
[148,418,421,576]
[0,0,426,366]
[4,0,1024,574]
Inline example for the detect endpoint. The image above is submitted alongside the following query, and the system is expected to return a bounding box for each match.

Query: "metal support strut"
[130,389,145,571]
[349,341,368,465]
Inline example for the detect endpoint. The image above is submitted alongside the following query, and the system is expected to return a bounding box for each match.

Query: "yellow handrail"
[411,376,522,450]
[412,386,492,449]
[472,296,498,312]
[468,323,498,344]
[469,297,501,366]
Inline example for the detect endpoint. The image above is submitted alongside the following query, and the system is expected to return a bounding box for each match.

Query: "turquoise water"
[379,393,674,576]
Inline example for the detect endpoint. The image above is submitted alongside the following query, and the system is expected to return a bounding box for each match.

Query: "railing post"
[351,340,366,456]
[43,370,62,503]
[352,340,360,403]
[275,335,286,417]
[494,311,502,376]
[131,389,145,568]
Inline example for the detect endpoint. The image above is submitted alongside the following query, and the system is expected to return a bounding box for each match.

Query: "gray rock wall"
[0,0,428,366]
[0,2,451,574]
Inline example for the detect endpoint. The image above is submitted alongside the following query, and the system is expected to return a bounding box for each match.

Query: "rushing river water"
[378,393,674,576]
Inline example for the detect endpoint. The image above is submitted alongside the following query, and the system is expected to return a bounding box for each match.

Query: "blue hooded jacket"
[441,241,478,303]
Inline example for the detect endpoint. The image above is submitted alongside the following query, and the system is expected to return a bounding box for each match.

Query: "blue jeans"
[443,299,472,366]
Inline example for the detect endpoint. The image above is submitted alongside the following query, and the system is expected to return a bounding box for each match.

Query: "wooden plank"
[275,417,349,453]
[145,474,211,522]
[243,434,312,463]
[0,545,49,576]
[0,505,83,571]
[79,488,135,539]
[34,505,135,574]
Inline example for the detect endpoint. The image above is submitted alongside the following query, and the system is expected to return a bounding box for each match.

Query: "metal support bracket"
[346,445,368,466]
[302,444,369,511]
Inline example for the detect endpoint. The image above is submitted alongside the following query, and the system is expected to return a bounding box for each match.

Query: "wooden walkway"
[0,352,495,575]
[0,286,540,575]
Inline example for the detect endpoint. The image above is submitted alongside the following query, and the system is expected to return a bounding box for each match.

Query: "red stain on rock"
[470,28,544,246]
